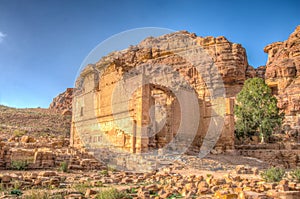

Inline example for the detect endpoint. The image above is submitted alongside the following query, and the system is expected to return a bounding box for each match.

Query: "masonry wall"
[71,65,235,154]
[70,31,250,154]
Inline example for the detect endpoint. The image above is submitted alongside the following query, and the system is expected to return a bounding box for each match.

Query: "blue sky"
[0,0,299,108]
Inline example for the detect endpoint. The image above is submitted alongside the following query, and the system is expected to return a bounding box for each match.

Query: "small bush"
[12,180,22,190]
[10,160,28,170]
[290,168,300,182]
[167,194,183,199]
[94,181,104,187]
[13,129,26,137]
[73,183,91,194]
[128,187,137,194]
[10,189,22,196]
[99,169,108,176]
[107,165,117,172]
[59,161,68,173]
[96,188,129,199]
[261,167,285,182]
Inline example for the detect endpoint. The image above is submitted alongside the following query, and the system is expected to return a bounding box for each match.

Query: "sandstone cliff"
[255,66,266,79]
[195,35,251,97]
[264,25,300,129]
[49,88,73,115]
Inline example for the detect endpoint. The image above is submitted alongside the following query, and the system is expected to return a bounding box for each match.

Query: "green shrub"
[94,181,104,187]
[73,183,91,194]
[12,180,22,190]
[99,169,108,176]
[59,161,68,173]
[10,189,22,196]
[10,160,28,170]
[107,165,117,172]
[96,188,129,199]
[261,167,285,182]
[234,78,283,142]
[290,168,300,182]
[128,187,137,194]
[167,194,183,199]
[13,129,26,137]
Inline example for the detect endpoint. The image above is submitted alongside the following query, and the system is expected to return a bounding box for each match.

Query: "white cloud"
[0,32,6,43]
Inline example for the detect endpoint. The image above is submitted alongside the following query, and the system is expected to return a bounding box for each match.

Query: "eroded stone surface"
[71,31,254,157]
[49,88,73,115]
[264,25,300,130]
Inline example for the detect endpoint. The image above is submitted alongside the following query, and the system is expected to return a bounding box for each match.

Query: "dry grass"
[0,105,71,139]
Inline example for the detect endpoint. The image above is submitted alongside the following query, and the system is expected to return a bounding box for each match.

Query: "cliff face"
[196,35,249,83]
[264,26,300,129]
[255,66,266,79]
[49,88,73,115]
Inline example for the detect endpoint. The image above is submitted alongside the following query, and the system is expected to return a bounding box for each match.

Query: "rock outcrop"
[49,88,73,115]
[264,25,300,130]
[255,66,266,79]
[193,34,251,97]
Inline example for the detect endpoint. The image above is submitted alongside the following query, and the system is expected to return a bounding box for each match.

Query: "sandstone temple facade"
[70,31,256,154]
[67,26,300,156]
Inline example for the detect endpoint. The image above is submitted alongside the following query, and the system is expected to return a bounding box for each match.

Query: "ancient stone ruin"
[70,31,259,157]
[1,26,300,199]
[46,25,300,169]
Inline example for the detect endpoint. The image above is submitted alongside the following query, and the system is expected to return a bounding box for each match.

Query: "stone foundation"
[0,137,105,170]
[236,143,300,168]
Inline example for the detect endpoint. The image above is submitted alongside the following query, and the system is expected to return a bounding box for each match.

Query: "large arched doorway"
[147,84,181,151]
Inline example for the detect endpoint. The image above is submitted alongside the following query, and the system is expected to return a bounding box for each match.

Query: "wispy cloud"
[0,32,6,43]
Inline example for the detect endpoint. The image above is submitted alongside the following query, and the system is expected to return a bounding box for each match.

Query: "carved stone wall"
[71,31,252,153]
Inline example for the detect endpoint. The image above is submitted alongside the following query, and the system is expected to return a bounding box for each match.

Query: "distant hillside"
[0,105,71,140]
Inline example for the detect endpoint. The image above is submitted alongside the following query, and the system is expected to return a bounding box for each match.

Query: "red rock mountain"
[264,25,300,129]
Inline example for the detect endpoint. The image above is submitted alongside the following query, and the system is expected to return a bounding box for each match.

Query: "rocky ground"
[0,105,300,198]
[0,129,299,199]
[0,154,300,199]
